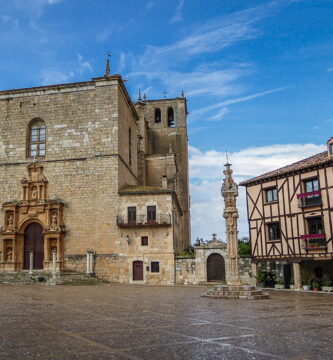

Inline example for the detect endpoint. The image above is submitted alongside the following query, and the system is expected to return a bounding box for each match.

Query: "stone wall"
[175,253,254,285]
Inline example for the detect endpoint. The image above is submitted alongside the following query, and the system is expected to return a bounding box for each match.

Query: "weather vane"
[226,149,229,163]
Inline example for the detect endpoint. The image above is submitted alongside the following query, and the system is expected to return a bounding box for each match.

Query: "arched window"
[155,108,161,123]
[167,107,175,127]
[128,127,132,167]
[28,119,46,157]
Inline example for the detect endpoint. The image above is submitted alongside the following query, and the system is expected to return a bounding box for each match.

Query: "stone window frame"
[27,118,46,158]
[151,261,160,273]
[141,236,148,246]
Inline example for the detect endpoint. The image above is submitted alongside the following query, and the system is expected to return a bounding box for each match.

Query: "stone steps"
[202,284,269,300]
[0,271,107,286]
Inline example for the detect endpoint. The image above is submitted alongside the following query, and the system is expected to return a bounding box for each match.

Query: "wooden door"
[133,261,143,281]
[24,223,44,270]
[207,253,225,282]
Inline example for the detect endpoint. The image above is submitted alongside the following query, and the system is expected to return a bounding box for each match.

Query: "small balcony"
[297,191,322,208]
[116,214,172,227]
[300,234,327,250]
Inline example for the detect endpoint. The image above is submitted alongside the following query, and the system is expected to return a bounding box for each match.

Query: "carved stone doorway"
[207,253,225,282]
[133,261,143,281]
[23,223,44,270]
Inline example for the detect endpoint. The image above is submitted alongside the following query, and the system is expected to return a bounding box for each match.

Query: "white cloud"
[191,87,287,118]
[189,142,326,242]
[123,1,293,122]
[170,0,185,24]
[118,52,127,73]
[77,54,93,75]
[40,70,71,85]
[40,54,93,85]
[207,107,229,121]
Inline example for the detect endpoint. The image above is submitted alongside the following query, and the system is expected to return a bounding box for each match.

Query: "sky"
[0,0,332,242]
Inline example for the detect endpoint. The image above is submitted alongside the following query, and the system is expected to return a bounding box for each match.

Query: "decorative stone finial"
[181,89,184,97]
[105,53,111,77]
[138,90,142,102]
[163,89,168,98]
[143,93,147,101]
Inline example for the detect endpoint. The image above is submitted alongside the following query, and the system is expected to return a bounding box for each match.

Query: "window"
[141,236,148,246]
[128,128,132,167]
[267,222,280,241]
[307,216,323,234]
[302,178,321,206]
[265,187,278,202]
[127,207,136,224]
[147,205,156,223]
[155,108,161,123]
[28,119,46,157]
[304,178,319,193]
[151,261,160,273]
[167,107,175,127]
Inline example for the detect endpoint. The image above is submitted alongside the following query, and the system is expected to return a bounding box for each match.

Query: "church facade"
[0,70,190,285]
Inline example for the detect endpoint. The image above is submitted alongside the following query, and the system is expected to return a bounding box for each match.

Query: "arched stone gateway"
[23,222,44,270]
[207,253,225,282]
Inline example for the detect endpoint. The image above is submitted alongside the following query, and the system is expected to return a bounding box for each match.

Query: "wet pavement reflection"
[0,284,332,359]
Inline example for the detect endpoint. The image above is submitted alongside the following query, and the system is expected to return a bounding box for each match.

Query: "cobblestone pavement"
[0,284,333,360]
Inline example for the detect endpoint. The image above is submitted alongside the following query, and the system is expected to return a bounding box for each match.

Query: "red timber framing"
[241,159,333,263]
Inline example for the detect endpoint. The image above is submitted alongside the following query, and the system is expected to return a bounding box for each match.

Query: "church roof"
[119,185,174,195]
[239,151,332,186]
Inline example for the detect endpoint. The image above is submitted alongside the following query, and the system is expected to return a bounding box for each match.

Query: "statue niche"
[0,161,65,271]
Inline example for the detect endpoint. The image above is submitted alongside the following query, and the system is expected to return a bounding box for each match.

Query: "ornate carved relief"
[0,162,65,271]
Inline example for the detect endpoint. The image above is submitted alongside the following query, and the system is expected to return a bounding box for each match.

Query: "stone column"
[86,251,91,274]
[293,262,302,290]
[29,251,33,274]
[89,252,95,275]
[221,162,241,286]
[52,250,57,279]
[251,262,258,286]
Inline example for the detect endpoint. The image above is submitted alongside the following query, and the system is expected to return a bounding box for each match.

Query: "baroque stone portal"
[0,162,65,271]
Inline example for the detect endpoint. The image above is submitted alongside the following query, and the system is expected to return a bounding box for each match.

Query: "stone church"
[0,64,190,285]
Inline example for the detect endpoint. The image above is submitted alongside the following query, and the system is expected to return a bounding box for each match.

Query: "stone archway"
[23,222,44,270]
[207,253,225,282]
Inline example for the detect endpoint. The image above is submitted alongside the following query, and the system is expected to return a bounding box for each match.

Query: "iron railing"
[300,234,327,250]
[117,214,171,227]
[297,191,322,208]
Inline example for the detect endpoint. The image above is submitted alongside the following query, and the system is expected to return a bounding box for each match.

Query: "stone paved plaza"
[1,284,333,360]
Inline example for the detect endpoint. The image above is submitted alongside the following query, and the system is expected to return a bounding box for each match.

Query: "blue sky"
[0,0,332,241]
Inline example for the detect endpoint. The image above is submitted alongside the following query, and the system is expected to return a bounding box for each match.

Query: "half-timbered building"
[240,138,333,289]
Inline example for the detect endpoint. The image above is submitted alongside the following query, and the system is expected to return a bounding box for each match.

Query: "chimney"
[161,175,168,189]
[327,138,333,157]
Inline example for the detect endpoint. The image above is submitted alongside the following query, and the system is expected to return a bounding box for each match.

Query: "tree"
[239,236,251,255]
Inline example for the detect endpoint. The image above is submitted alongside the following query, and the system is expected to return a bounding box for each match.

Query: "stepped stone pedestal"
[0,271,105,286]
[202,284,269,300]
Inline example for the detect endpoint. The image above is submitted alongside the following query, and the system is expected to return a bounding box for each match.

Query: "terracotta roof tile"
[240,151,332,186]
